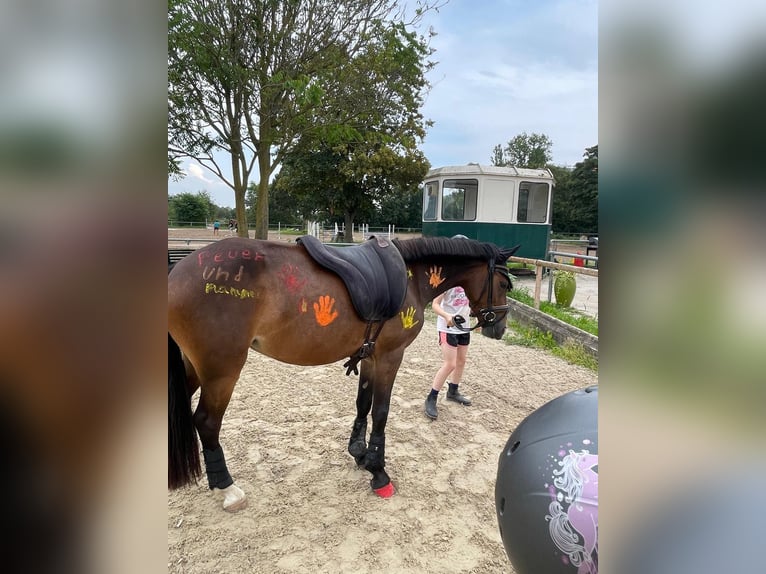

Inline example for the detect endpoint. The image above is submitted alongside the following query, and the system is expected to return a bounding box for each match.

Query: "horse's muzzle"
[481,321,506,340]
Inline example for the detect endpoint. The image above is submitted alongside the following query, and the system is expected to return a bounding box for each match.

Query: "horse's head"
[466,245,519,340]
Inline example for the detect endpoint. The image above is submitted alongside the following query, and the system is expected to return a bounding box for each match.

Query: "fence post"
[534,263,544,309]
[548,253,555,303]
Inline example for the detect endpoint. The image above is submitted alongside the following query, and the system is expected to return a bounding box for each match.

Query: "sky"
[168,0,598,208]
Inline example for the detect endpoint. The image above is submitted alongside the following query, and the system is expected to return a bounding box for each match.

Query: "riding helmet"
[495,385,598,573]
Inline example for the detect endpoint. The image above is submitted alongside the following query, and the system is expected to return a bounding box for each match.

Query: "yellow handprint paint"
[313,295,339,326]
[400,306,419,329]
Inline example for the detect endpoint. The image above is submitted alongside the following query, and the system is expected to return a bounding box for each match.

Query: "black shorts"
[439,331,470,347]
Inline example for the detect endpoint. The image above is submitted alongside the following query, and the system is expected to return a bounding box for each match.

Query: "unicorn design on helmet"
[546,449,599,573]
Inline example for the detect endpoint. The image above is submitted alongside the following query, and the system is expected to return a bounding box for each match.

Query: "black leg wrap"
[348,419,368,464]
[364,435,386,472]
[202,446,234,490]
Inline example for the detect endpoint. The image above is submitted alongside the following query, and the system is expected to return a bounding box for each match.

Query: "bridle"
[453,259,511,332]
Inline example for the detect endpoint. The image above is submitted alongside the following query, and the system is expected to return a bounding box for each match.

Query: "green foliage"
[369,187,424,228]
[549,164,574,231]
[557,341,599,370]
[568,145,598,233]
[274,18,434,238]
[549,145,598,234]
[277,140,429,237]
[504,320,598,371]
[491,132,553,168]
[168,157,183,181]
[505,321,558,349]
[168,191,216,223]
[214,206,236,221]
[246,180,306,226]
[508,286,598,336]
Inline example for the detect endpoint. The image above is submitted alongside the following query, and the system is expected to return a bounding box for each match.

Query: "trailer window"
[442,179,477,221]
[517,181,549,223]
[423,181,439,221]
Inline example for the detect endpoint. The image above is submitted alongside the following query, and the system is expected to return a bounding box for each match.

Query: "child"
[424,284,473,420]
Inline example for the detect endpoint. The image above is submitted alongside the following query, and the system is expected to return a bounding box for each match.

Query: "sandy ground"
[167,311,597,573]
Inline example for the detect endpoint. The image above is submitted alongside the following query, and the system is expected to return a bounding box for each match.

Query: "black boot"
[424,394,438,419]
[446,384,472,406]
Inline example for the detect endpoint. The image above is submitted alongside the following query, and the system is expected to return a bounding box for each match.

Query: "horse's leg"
[194,366,247,512]
[348,361,373,466]
[364,350,404,498]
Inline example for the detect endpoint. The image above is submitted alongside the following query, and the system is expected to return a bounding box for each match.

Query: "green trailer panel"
[421,221,550,260]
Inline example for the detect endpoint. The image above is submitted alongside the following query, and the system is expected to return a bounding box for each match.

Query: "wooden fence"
[509,256,598,310]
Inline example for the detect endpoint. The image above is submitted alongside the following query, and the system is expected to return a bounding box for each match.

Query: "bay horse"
[168,235,518,511]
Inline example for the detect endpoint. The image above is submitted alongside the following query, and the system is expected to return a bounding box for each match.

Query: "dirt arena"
[167,305,597,573]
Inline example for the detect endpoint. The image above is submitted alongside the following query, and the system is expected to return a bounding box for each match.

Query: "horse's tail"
[168,333,200,489]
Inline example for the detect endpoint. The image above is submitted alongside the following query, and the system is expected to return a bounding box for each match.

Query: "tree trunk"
[255,177,269,239]
[235,195,248,238]
[255,118,271,239]
[343,212,355,242]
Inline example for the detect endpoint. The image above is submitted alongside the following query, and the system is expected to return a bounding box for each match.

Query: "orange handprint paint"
[426,265,445,288]
[313,295,339,326]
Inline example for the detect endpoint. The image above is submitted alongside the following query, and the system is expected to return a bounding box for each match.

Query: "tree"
[274,19,432,241]
[277,140,429,241]
[169,191,215,225]
[568,145,598,233]
[168,0,442,239]
[246,180,308,228]
[490,144,505,167]
[373,187,423,228]
[549,164,574,232]
[491,132,553,168]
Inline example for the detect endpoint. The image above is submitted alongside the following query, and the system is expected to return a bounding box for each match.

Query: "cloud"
[186,162,214,184]
[419,0,597,169]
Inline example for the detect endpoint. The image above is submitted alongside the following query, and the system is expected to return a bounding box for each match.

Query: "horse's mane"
[391,236,502,263]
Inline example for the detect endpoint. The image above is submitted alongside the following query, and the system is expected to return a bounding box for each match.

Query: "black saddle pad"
[297,235,407,322]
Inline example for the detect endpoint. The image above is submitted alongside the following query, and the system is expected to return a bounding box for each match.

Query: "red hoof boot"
[373,482,395,498]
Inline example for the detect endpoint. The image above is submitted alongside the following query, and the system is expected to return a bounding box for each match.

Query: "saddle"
[297,235,407,322]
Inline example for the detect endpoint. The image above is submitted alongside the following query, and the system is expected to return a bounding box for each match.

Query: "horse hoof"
[373,482,395,498]
[214,484,247,512]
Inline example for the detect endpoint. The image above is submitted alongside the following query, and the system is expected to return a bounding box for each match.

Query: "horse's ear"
[499,244,521,262]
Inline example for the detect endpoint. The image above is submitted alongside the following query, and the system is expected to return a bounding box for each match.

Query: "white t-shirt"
[436,286,471,334]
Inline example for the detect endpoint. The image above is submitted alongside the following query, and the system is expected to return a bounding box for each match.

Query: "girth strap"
[343,320,386,376]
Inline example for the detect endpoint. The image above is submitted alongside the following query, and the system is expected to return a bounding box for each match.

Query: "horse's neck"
[407,259,473,304]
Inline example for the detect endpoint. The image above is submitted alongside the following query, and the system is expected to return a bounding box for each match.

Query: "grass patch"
[504,320,598,371]
[508,286,598,336]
